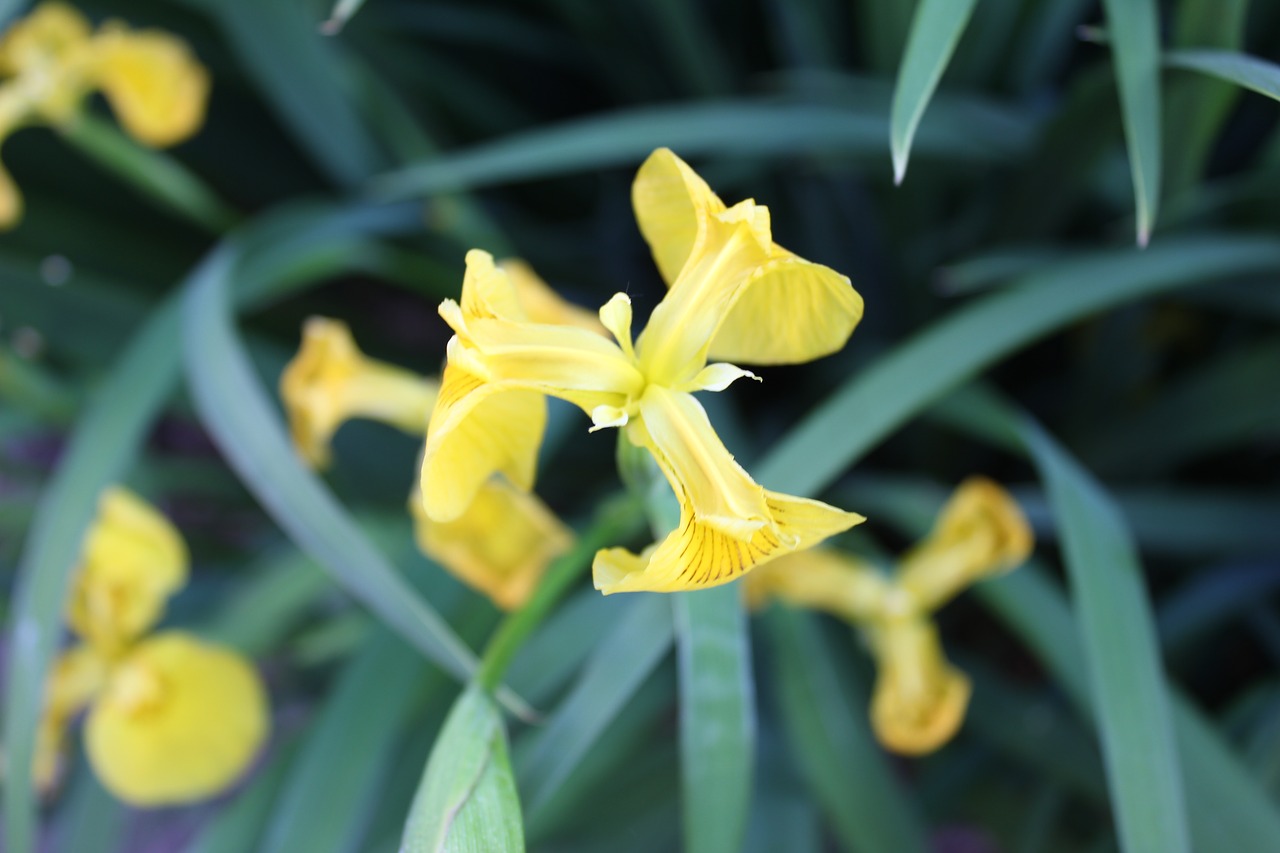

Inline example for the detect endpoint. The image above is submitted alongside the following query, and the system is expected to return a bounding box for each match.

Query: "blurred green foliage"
[2,0,1279,851]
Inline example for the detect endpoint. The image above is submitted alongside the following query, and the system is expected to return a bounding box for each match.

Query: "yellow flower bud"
[90,23,209,147]
[66,487,188,653]
[411,478,574,610]
[868,617,972,756]
[84,632,269,806]
[898,477,1033,612]
[280,317,440,469]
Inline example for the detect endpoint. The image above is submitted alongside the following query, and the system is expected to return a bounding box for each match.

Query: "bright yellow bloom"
[280,317,441,469]
[0,2,208,228]
[282,307,586,610]
[85,632,268,806]
[65,487,188,653]
[746,477,1032,754]
[410,478,574,610]
[421,149,865,594]
[34,489,269,805]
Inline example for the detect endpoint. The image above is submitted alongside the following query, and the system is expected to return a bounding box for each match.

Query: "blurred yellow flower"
[421,148,865,594]
[65,487,188,654]
[745,477,1032,754]
[280,316,440,469]
[34,488,268,805]
[0,1,209,228]
[282,303,586,611]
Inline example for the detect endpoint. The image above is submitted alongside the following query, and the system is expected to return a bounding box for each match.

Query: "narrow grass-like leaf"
[263,629,426,853]
[61,114,239,233]
[766,607,929,853]
[515,594,674,821]
[201,548,331,655]
[56,768,126,853]
[674,586,755,853]
[1166,50,1280,103]
[889,0,980,183]
[1022,424,1189,853]
[320,0,367,35]
[1100,0,1162,245]
[370,98,1022,200]
[755,237,1280,496]
[400,686,524,853]
[181,256,485,686]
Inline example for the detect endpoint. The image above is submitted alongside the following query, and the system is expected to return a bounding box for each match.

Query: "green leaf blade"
[889,0,980,183]
[1166,49,1280,103]
[674,586,755,853]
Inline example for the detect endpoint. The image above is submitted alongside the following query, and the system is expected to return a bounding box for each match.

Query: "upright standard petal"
[593,386,862,593]
[898,477,1033,612]
[869,617,972,756]
[632,148,864,368]
[66,487,188,652]
[502,258,607,334]
[90,24,209,147]
[412,478,574,611]
[84,632,269,806]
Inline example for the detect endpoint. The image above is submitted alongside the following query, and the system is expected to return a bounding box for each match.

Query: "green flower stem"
[60,113,240,234]
[475,493,646,694]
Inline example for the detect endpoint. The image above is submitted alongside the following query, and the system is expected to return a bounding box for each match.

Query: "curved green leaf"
[401,686,524,853]
[1166,49,1280,103]
[1101,0,1162,245]
[889,0,980,183]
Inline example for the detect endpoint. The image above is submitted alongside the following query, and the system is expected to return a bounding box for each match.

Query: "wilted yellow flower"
[282,302,587,610]
[421,149,865,594]
[411,478,574,610]
[280,317,440,469]
[65,486,188,653]
[34,489,269,806]
[85,632,268,806]
[746,477,1032,754]
[0,1,209,229]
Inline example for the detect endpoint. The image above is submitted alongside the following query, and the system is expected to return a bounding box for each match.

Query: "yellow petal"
[707,253,864,365]
[631,147,726,285]
[67,487,188,651]
[593,386,862,593]
[898,477,1034,612]
[501,258,606,334]
[0,2,92,75]
[419,362,547,522]
[34,644,109,793]
[90,25,209,147]
[84,632,269,806]
[412,478,574,611]
[279,317,438,469]
[742,549,891,623]
[869,616,971,755]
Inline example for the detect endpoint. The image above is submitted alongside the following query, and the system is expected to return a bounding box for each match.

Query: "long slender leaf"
[755,237,1280,496]
[186,739,300,853]
[1101,0,1163,245]
[1022,424,1189,853]
[674,586,755,853]
[889,0,980,183]
[514,594,674,821]
[181,249,486,687]
[263,629,427,853]
[370,98,1026,200]
[400,686,524,853]
[766,607,929,853]
[1166,49,1280,103]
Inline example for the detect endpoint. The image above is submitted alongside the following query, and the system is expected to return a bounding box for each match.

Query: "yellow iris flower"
[280,300,582,611]
[36,488,269,805]
[745,477,1032,754]
[420,148,865,594]
[0,1,209,228]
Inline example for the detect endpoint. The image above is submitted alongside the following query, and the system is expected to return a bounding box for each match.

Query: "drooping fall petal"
[742,548,891,623]
[84,632,269,806]
[868,616,972,756]
[91,24,209,147]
